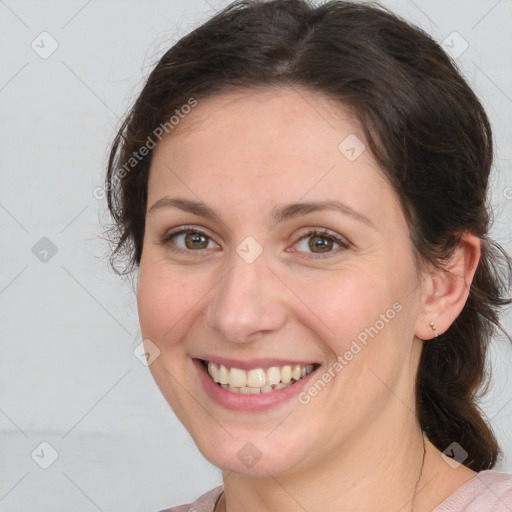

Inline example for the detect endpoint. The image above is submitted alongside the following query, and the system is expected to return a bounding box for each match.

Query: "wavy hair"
[103,0,512,470]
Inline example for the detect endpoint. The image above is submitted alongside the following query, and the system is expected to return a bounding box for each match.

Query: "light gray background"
[1,1,511,511]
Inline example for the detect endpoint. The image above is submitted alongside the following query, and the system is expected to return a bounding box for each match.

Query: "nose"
[205,250,288,344]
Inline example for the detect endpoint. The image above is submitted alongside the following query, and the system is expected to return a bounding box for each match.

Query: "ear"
[414,233,481,340]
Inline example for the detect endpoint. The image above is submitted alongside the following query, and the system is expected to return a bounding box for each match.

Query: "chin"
[193,432,310,477]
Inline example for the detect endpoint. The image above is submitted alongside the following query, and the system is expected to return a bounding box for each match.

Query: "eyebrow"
[147,197,375,229]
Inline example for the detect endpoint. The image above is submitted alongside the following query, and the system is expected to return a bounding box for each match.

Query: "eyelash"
[160,225,350,259]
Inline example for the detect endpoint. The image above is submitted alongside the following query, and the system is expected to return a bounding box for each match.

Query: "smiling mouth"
[200,359,319,394]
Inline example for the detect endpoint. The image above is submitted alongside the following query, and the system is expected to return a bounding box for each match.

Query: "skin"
[136,87,480,512]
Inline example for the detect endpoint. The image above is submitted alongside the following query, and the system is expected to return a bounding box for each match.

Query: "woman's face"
[137,87,426,476]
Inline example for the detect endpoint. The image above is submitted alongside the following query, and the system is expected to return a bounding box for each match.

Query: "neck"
[218,419,428,512]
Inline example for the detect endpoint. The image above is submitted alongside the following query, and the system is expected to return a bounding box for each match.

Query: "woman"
[103,1,512,510]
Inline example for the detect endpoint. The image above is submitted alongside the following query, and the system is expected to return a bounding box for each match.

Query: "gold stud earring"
[429,321,439,340]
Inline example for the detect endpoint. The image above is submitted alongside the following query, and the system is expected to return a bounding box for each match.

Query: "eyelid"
[294,226,349,243]
[288,227,350,258]
[162,224,213,238]
[161,225,219,245]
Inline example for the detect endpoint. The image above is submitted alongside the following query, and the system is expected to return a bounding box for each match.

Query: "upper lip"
[195,356,319,371]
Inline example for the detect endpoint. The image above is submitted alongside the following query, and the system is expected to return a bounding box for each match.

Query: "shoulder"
[156,485,223,512]
[433,470,512,511]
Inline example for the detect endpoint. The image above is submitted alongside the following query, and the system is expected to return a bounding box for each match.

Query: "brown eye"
[293,229,349,258]
[184,232,209,249]
[161,227,219,254]
[308,235,334,253]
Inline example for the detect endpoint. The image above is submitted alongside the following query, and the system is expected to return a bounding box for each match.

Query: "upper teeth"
[207,361,315,390]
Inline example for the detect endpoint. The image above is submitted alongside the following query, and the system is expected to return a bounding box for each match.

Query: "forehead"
[148,87,399,228]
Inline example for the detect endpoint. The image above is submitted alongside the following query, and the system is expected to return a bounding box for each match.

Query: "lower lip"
[193,358,320,412]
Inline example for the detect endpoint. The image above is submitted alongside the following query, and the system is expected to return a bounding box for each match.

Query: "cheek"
[293,259,416,402]
[296,266,399,354]
[136,262,201,344]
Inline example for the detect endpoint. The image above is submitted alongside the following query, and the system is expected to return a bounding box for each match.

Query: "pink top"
[159,470,512,512]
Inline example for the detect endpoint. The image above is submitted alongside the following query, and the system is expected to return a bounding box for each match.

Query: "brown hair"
[103,0,512,470]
